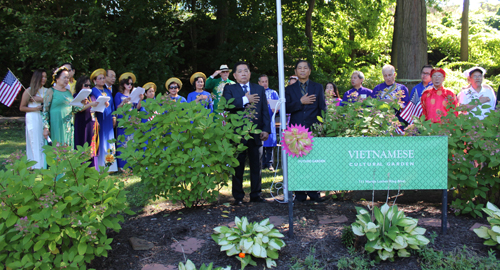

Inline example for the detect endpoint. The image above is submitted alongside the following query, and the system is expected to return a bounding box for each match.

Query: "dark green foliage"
[0,144,132,269]
[341,225,356,248]
[114,96,257,208]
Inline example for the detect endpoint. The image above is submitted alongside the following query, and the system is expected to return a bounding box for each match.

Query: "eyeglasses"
[83,84,91,87]
[421,72,431,76]
[169,86,179,89]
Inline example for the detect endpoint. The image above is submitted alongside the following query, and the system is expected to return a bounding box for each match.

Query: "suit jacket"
[285,80,326,129]
[223,82,272,146]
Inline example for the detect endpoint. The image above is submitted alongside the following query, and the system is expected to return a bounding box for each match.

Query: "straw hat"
[165,77,182,90]
[143,82,157,91]
[90,68,106,82]
[219,64,232,73]
[119,72,136,84]
[190,72,207,85]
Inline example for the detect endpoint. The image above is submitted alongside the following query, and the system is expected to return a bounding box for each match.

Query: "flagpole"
[275,0,288,203]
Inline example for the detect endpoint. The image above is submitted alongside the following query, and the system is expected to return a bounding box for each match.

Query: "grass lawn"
[0,121,26,170]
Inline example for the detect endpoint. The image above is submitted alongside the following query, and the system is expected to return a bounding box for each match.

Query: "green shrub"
[0,144,132,269]
[312,96,404,137]
[413,105,500,217]
[351,203,429,261]
[115,95,257,208]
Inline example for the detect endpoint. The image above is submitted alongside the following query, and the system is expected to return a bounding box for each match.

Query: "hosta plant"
[351,203,430,261]
[178,259,231,270]
[473,202,500,248]
[211,216,286,269]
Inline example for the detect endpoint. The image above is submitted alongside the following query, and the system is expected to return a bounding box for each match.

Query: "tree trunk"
[391,2,399,69]
[305,0,316,48]
[460,0,469,61]
[216,0,229,47]
[189,0,198,72]
[391,0,428,83]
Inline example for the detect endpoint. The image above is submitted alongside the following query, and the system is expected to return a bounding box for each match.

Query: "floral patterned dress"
[43,88,81,147]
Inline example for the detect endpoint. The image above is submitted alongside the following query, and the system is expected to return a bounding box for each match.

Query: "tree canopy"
[1,0,499,115]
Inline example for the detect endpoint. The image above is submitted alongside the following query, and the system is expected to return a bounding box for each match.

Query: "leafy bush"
[211,216,286,269]
[115,95,257,208]
[312,96,404,137]
[351,203,430,261]
[473,202,500,248]
[0,144,132,269]
[413,105,500,217]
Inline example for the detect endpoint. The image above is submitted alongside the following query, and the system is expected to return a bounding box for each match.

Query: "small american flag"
[0,71,22,107]
[148,111,159,122]
[400,89,422,125]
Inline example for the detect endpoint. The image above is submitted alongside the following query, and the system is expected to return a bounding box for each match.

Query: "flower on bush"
[282,124,313,157]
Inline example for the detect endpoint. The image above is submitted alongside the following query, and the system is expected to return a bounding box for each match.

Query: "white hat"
[463,66,486,78]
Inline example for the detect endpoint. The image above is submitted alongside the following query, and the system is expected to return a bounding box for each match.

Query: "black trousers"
[295,191,320,201]
[232,139,263,201]
[262,146,274,168]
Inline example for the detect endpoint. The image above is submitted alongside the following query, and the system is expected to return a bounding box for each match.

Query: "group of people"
[19,64,245,172]
[339,64,497,125]
[19,59,497,205]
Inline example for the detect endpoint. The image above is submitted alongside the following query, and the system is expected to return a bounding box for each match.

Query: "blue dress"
[114,92,138,169]
[263,89,279,147]
[187,91,213,113]
[91,86,117,172]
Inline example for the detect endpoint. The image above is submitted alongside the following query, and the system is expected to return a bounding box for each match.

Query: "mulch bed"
[88,190,494,270]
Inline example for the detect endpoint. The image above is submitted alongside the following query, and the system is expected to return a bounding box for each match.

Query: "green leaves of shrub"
[413,104,500,217]
[351,204,429,262]
[212,216,286,269]
[115,95,257,208]
[312,96,405,138]
[474,202,500,248]
[0,144,132,269]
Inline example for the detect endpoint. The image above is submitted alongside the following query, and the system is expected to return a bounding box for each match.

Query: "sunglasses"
[84,84,91,87]
[125,82,133,85]
[169,86,179,89]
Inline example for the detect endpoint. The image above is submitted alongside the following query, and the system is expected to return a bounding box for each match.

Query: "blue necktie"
[242,85,248,94]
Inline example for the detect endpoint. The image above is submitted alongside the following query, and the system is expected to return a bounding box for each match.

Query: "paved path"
[0,116,25,124]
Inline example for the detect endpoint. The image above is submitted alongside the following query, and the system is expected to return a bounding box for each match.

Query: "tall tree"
[391,0,428,80]
[460,0,469,61]
[305,0,316,48]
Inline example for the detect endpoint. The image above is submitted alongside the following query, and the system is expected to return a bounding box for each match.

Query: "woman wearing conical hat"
[187,72,213,113]
[165,77,187,103]
[90,68,118,172]
[114,72,143,169]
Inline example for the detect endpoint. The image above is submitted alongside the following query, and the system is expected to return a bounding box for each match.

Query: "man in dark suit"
[105,69,119,98]
[223,61,271,206]
[285,60,326,202]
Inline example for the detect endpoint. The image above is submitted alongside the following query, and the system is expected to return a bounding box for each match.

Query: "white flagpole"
[275,0,288,202]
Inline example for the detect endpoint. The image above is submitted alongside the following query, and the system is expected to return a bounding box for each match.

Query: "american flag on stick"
[399,89,422,125]
[0,70,23,107]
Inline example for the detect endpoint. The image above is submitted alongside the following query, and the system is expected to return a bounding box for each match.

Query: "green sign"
[288,136,448,191]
